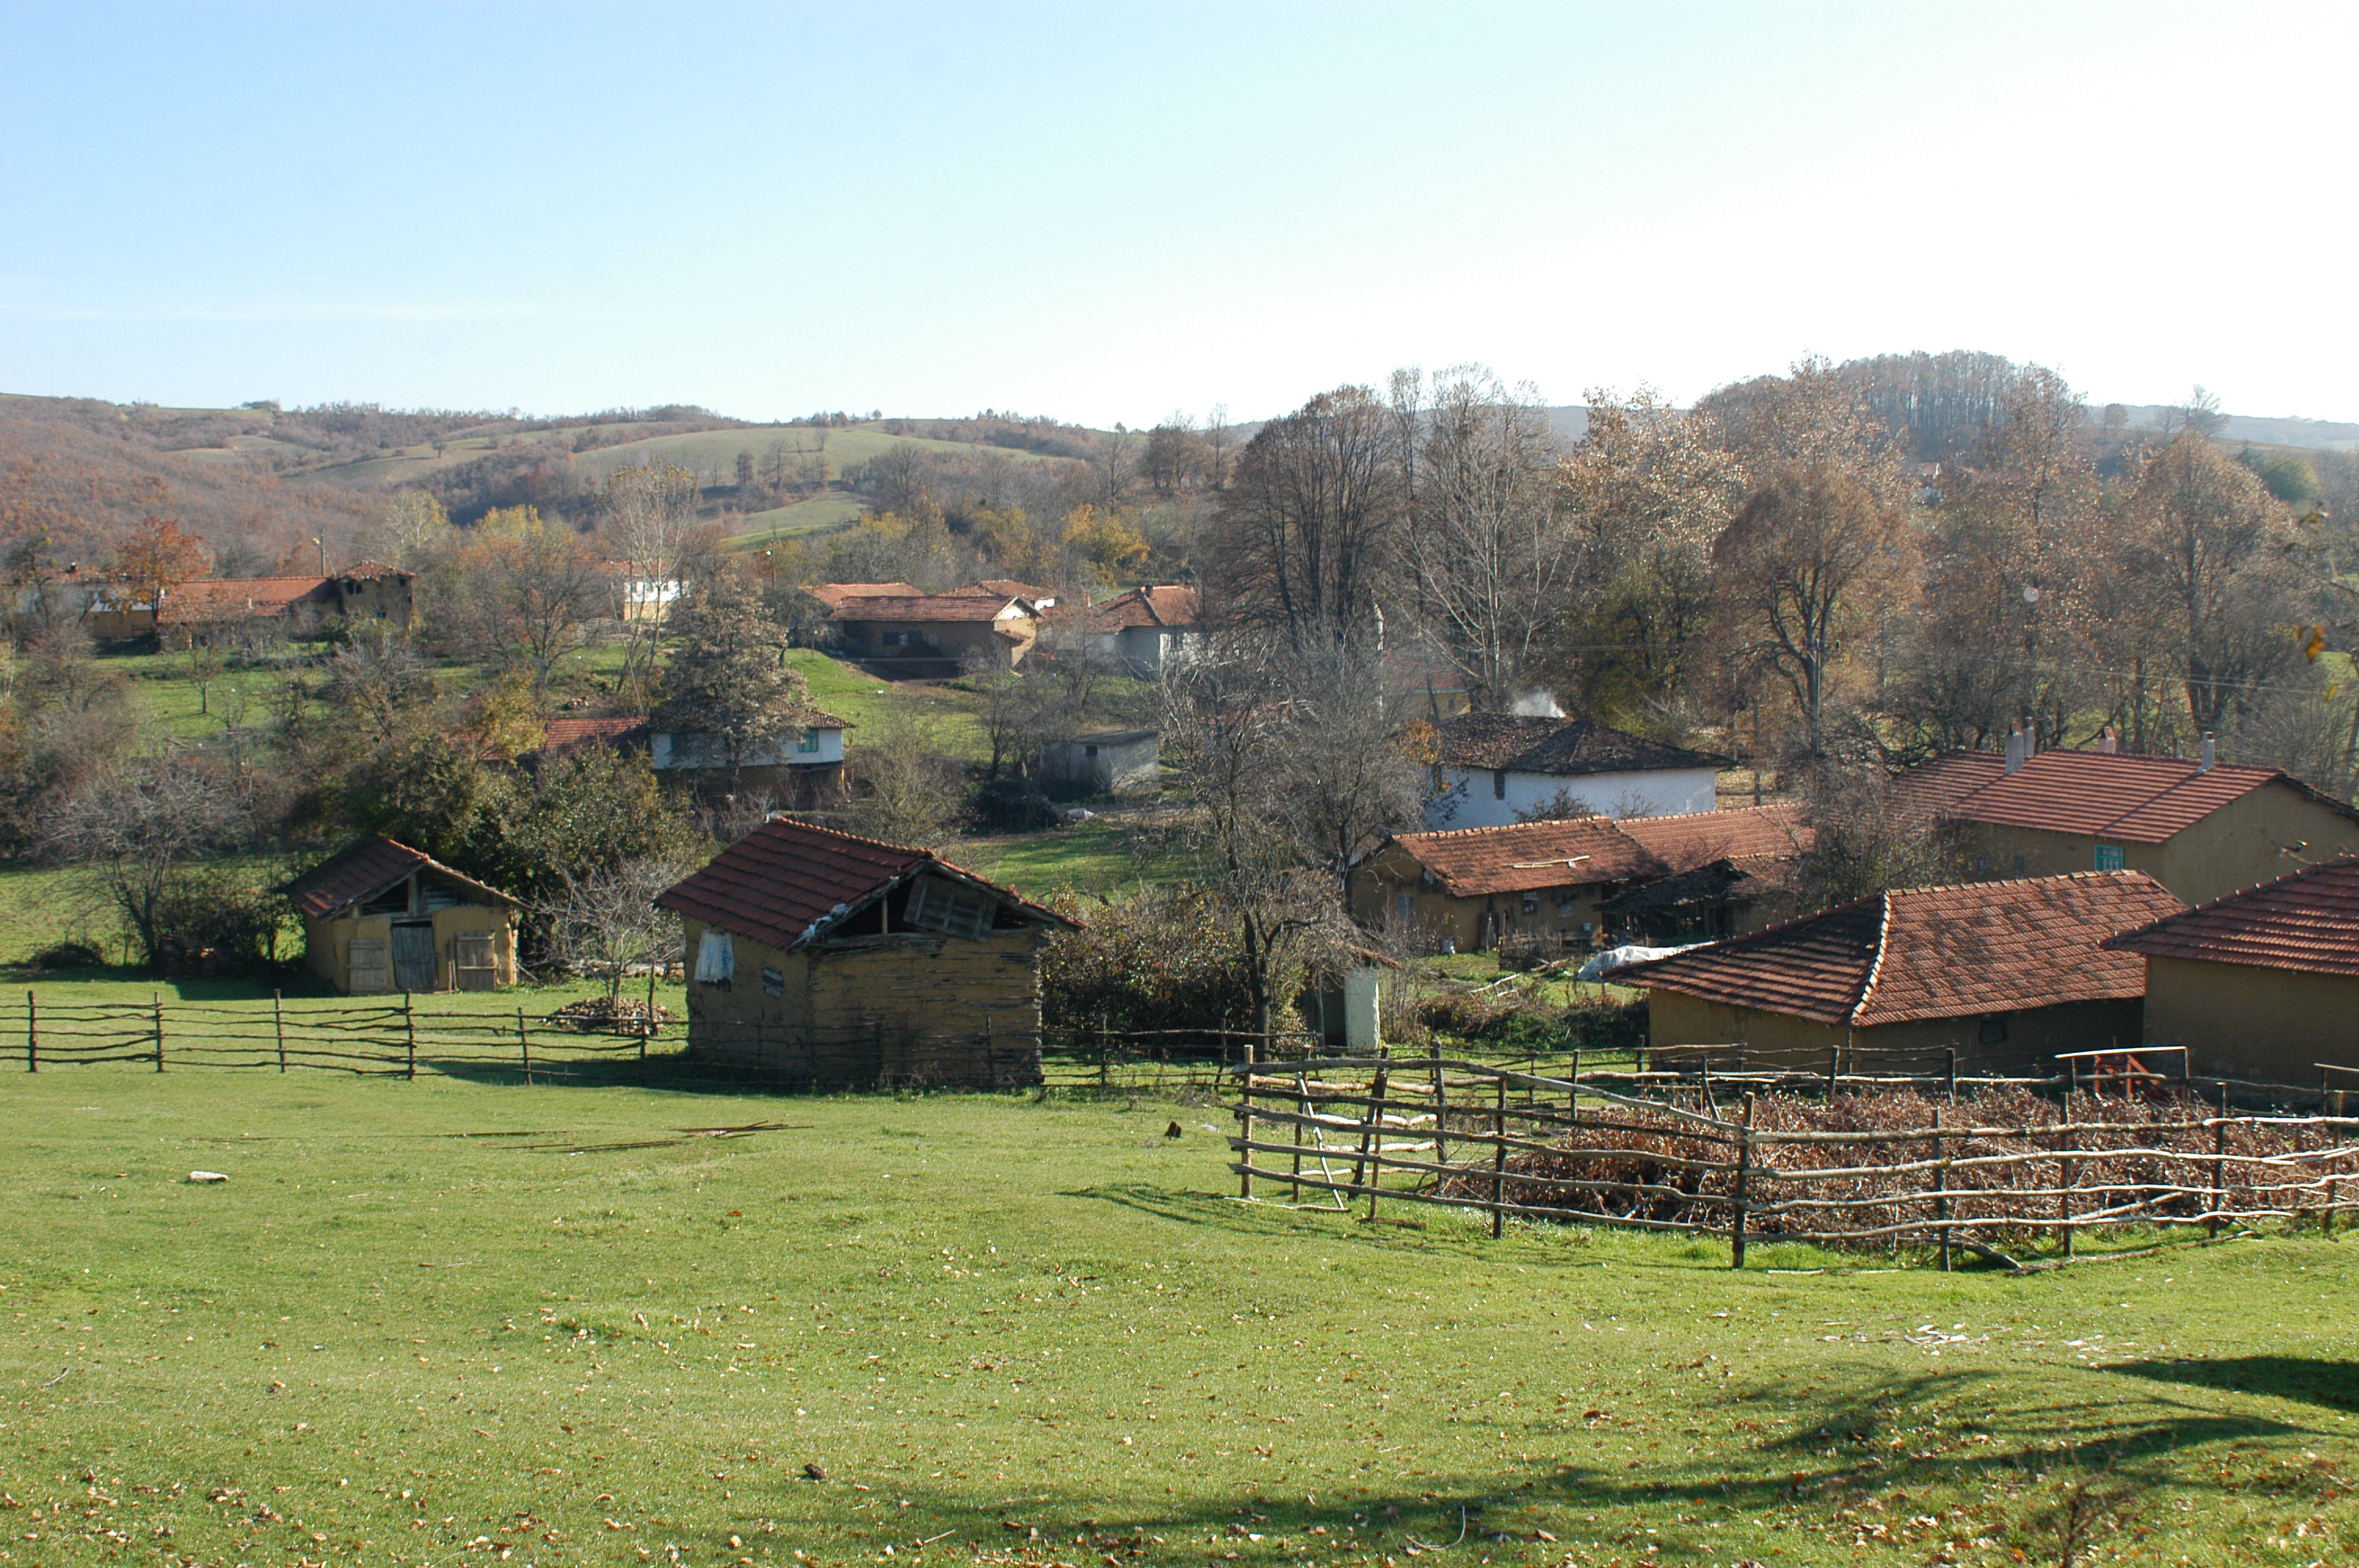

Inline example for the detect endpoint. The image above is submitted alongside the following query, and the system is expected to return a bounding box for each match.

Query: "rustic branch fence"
[1227,1054,2359,1268]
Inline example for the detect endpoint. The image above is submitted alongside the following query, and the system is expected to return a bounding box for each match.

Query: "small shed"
[1044,728,1159,797]
[286,837,521,994]
[653,819,1078,1087]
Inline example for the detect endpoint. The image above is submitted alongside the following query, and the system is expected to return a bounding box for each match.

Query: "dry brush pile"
[1430,1087,2358,1247]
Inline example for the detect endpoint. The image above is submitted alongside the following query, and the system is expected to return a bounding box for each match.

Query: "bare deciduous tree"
[540,854,696,999]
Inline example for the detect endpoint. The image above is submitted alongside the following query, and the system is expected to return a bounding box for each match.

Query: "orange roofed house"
[2104,858,2359,1086]
[1071,584,1200,673]
[1619,871,2187,1072]
[1350,804,1809,956]
[1895,740,2359,906]
[88,563,415,641]
[285,837,520,994]
[827,593,1041,674]
[654,819,1078,1087]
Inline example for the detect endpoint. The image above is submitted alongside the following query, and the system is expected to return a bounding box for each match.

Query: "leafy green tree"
[652,572,816,777]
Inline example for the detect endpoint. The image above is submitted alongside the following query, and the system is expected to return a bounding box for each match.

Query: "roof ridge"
[1885,868,2155,901]
[754,815,936,861]
[1848,891,1896,1025]
[1396,816,1623,842]
[2123,852,2359,926]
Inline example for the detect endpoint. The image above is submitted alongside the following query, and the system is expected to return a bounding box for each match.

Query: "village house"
[653,818,1077,1087]
[285,837,520,994]
[1070,583,1200,673]
[1427,713,1722,829]
[1043,728,1160,797]
[828,593,1041,673]
[803,581,921,612]
[82,562,416,641]
[1619,871,2186,1072]
[2103,858,2359,1086]
[1353,815,1667,955]
[951,578,1058,609]
[532,713,850,804]
[1893,735,2359,906]
[1352,802,1809,956]
[1600,802,1814,945]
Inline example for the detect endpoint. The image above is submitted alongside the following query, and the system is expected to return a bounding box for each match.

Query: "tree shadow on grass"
[2102,1356,2359,1414]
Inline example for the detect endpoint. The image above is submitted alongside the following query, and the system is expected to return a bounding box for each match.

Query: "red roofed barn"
[2105,858,2359,1085]
[1620,871,2186,1070]
[285,837,520,993]
[827,593,1041,673]
[654,819,1077,1087]
[1895,743,2359,906]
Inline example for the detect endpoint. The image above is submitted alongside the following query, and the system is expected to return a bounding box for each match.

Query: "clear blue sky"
[3,2,2352,426]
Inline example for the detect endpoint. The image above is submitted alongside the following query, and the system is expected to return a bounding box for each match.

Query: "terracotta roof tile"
[1621,871,2185,1027]
[952,579,1054,601]
[537,717,652,757]
[157,576,333,624]
[337,561,410,582]
[1078,584,1201,630]
[826,593,1027,624]
[284,837,518,919]
[1896,748,2295,844]
[804,582,921,609]
[2104,858,2359,978]
[1383,817,1664,896]
[653,818,1072,953]
[1436,713,1724,777]
[1616,803,1812,873]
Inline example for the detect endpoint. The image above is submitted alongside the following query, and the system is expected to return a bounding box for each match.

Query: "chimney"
[2024,718,2037,758]
[2200,732,2215,773]
[2099,725,2117,755]
[2005,724,2024,775]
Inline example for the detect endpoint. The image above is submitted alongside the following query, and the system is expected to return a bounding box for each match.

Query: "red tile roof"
[1084,584,1200,630]
[2104,858,2359,978]
[337,561,410,583]
[805,582,921,609]
[284,837,518,919]
[827,593,1028,624]
[1436,713,1723,778]
[1621,871,2186,1027]
[654,818,1073,953]
[1617,803,1812,872]
[157,576,333,625]
[1382,817,1665,896]
[952,579,1054,601]
[537,717,652,757]
[1895,748,2317,844]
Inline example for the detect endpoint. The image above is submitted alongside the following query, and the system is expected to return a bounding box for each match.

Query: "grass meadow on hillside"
[0,1070,2354,1567]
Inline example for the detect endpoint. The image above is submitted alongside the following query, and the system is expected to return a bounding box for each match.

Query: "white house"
[1072,584,1200,673]
[534,713,849,804]
[1426,713,1721,829]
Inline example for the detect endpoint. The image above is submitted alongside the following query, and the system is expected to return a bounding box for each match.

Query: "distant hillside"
[2104,405,2359,452]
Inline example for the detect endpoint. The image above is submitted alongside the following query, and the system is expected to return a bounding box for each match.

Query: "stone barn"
[653,819,1078,1087]
[286,837,520,994]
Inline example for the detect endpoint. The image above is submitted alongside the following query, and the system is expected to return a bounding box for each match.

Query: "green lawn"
[0,1070,2352,1567]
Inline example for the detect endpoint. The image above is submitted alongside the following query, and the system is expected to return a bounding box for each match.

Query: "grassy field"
[729,496,865,546]
[0,1069,2351,1568]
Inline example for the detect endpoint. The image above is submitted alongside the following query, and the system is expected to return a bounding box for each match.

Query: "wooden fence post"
[2209,1081,2230,1240]
[518,1008,532,1087]
[1730,1093,1756,1269]
[1567,1048,1580,1134]
[1290,1069,1308,1200]
[1358,1064,1391,1222]
[2057,1123,2075,1259]
[24,989,35,1074]
[1946,1047,1957,1105]
[273,990,286,1073]
[1431,1040,1448,1164]
[1237,1070,1255,1199]
[403,995,417,1080]
[152,993,163,1073]
[1489,1074,1508,1240]
[638,1007,650,1083]
[1825,1045,1839,1102]
[1932,1105,1950,1272]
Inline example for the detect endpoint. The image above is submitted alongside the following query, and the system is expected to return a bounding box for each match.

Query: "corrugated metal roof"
[653,818,1074,953]
[284,837,518,920]
[1622,871,2184,1027]
[1435,713,1723,778]
[2104,858,2359,978]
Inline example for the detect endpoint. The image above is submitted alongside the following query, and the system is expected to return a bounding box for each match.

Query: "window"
[904,875,993,939]
[1979,1015,2008,1045]
[761,966,784,996]
[694,929,736,985]
[1521,894,1539,916]
[796,730,821,755]
[2095,844,2125,872]
[1492,769,1507,800]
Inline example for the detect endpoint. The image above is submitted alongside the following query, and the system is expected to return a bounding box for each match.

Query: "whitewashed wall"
[1426,766,1717,829]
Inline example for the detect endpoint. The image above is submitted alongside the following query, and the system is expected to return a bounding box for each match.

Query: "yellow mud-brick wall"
[301,906,515,993]
[2141,956,2359,1085]
[1351,845,1612,952]
[430,905,518,988]
[1955,782,2359,908]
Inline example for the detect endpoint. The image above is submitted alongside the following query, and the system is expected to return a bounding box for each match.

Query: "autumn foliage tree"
[107,515,212,610]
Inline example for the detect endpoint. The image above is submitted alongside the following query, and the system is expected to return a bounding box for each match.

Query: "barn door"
[391,922,438,993]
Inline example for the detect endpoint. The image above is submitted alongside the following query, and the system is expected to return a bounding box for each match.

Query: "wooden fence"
[1226,1054,2359,1268]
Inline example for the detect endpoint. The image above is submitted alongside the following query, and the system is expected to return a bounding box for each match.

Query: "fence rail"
[1226,1053,2359,1268]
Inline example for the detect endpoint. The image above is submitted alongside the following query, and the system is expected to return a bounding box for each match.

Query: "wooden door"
[391,922,438,993]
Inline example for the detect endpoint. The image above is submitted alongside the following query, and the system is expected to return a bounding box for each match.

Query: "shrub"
[1041,886,1253,1037]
